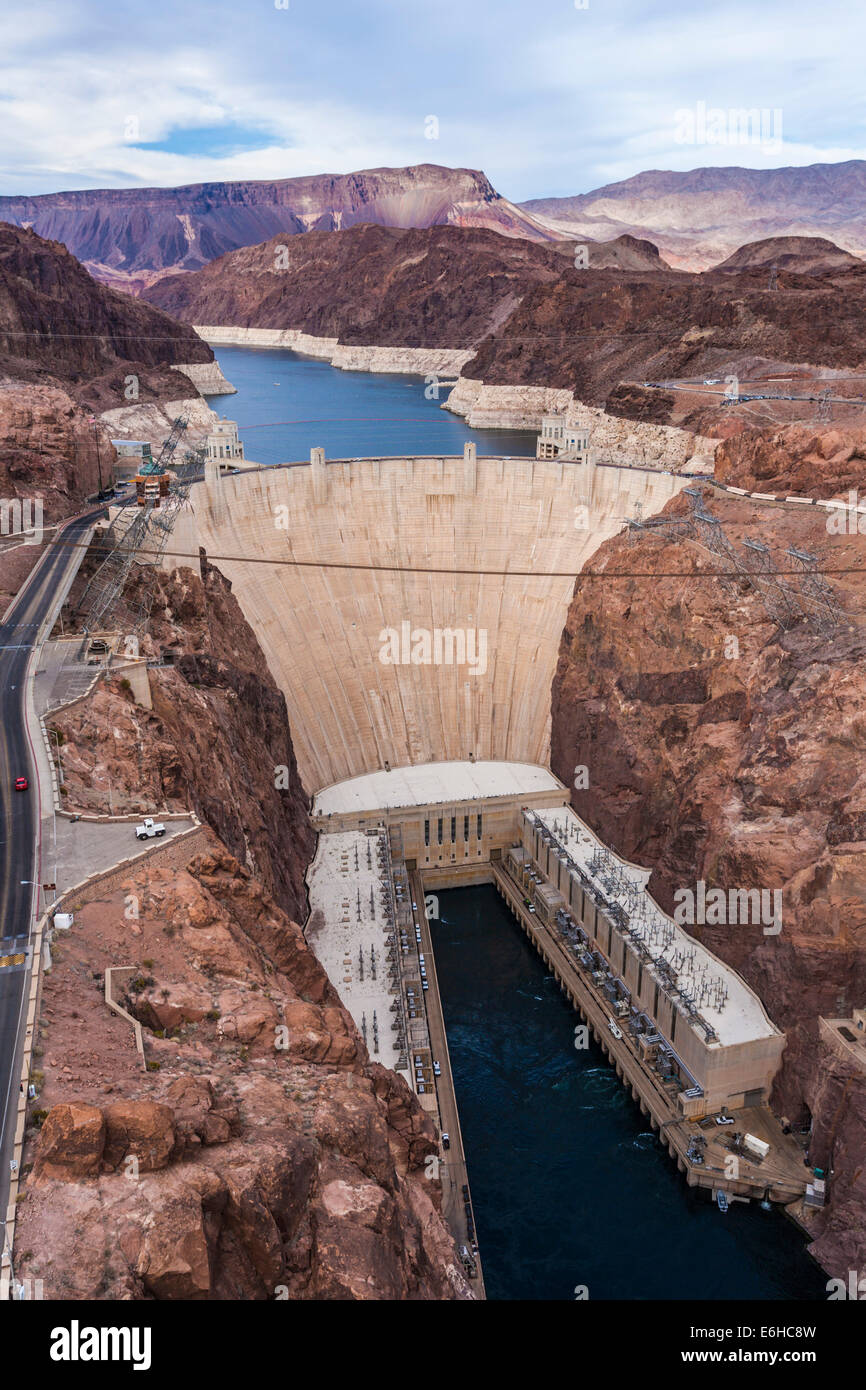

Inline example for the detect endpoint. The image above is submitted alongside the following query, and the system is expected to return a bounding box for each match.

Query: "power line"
[45,531,866,583]
[1,325,814,345]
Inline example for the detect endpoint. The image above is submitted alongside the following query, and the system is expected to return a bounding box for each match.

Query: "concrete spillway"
[173,451,691,792]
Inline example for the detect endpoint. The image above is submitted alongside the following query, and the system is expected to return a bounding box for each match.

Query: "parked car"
[135,817,166,840]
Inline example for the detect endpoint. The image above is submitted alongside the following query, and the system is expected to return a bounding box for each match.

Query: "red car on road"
[14,776,28,791]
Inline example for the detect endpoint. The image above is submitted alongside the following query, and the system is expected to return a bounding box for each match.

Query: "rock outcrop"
[53,556,314,923]
[548,484,866,1278]
[715,423,866,497]
[711,235,864,275]
[15,845,471,1300]
[0,382,107,518]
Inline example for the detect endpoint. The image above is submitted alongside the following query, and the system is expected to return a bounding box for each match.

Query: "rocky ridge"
[522,161,866,269]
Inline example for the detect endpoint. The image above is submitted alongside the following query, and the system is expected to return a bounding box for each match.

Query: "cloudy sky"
[2,0,864,199]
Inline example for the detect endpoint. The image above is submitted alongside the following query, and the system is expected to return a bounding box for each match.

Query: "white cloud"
[0,0,864,199]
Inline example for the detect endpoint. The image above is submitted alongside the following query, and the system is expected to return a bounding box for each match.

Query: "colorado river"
[432,884,827,1301]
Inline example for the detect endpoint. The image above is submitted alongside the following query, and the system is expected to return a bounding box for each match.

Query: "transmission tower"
[785,547,842,633]
[77,417,190,638]
[125,451,204,636]
[684,488,743,592]
[815,388,832,424]
[741,538,804,630]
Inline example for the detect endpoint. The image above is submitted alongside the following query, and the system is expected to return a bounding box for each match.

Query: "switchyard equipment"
[520,805,785,1114]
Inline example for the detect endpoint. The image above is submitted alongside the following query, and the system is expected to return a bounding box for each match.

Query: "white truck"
[135,817,166,840]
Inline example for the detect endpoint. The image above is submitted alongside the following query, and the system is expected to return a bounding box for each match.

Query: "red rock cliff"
[54,555,313,924]
[549,486,866,1277]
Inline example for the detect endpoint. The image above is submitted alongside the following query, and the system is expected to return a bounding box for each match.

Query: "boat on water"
[716,1190,729,1213]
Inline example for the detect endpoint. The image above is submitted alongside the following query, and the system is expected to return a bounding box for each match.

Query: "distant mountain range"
[4,160,866,287]
[521,161,866,269]
[0,165,554,291]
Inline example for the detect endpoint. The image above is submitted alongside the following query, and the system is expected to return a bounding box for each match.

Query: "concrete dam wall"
[173,452,692,792]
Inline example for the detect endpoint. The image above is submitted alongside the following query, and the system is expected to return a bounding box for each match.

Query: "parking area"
[40,814,195,905]
[34,638,102,714]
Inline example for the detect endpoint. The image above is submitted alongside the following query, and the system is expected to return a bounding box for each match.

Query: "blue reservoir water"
[204,344,537,464]
[432,884,827,1302]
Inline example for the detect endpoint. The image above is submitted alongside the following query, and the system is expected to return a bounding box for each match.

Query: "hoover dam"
[171,447,692,791]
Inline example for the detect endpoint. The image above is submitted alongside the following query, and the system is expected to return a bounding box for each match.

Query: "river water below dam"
[203,343,537,463]
[432,885,826,1302]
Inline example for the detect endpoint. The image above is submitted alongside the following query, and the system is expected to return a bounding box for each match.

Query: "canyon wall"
[0,223,211,389]
[54,557,313,923]
[548,485,866,1277]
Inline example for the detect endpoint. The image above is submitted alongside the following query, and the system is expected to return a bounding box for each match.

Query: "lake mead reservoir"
[205,344,537,464]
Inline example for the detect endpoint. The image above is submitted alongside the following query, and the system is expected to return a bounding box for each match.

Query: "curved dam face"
[174,452,690,792]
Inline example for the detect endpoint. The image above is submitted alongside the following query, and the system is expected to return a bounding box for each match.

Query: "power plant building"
[512,805,786,1116]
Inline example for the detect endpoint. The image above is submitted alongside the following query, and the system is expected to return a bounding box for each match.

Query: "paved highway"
[0,511,99,1245]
